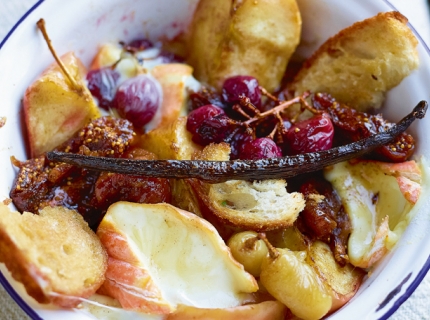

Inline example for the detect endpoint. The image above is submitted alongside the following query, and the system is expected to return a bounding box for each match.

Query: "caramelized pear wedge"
[227,231,269,277]
[47,101,427,183]
[259,234,332,320]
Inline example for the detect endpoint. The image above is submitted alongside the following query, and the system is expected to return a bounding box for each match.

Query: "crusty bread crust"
[188,178,305,232]
[0,204,107,308]
[184,144,305,232]
[290,11,419,111]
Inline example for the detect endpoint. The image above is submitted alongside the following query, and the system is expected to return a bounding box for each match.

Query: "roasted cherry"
[222,76,261,109]
[113,74,161,128]
[286,113,334,155]
[239,137,282,160]
[86,67,120,110]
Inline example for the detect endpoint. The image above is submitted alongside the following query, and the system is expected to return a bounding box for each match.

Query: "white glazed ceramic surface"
[0,0,429,319]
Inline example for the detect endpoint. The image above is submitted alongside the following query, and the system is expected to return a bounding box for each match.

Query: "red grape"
[239,137,282,160]
[86,67,120,110]
[193,114,235,146]
[127,38,153,50]
[286,113,334,155]
[222,76,261,109]
[158,51,184,63]
[229,129,254,160]
[113,74,161,128]
[187,104,225,136]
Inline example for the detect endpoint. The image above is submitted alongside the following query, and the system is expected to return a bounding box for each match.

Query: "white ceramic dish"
[0,0,429,319]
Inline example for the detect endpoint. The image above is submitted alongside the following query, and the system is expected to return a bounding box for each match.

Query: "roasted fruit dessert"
[0,2,428,320]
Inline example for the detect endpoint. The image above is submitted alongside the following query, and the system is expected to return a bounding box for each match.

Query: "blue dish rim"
[0,0,429,319]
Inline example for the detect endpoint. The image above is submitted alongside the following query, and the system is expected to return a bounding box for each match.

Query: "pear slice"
[24,52,101,157]
[96,202,258,314]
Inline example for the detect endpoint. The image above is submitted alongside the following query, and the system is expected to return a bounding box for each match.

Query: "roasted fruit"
[113,74,162,128]
[24,52,100,157]
[324,159,422,268]
[97,202,258,313]
[259,236,332,320]
[307,241,365,312]
[227,231,269,277]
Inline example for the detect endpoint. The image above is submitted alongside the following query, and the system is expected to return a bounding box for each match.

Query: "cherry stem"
[36,19,83,93]
[258,233,279,259]
[37,19,83,93]
[232,104,252,119]
[259,86,280,103]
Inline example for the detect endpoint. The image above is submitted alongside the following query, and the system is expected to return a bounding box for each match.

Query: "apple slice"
[324,160,422,268]
[96,202,258,314]
[24,51,101,157]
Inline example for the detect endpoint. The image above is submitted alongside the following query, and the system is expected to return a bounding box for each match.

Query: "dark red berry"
[255,116,278,138]
[229,130,254,160]
[286,113,334,155]
[239,137,282,160]
[189,89,226,112]
[113,75,161,128]
[86,67,120,110]
[158,51,184,63]
[193,114,235,146]
[222,76,261,109]
[187,104,225,136]
[127,38,153,51]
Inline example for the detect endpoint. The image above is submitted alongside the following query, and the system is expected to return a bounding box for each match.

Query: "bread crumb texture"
[291,11,419,111]
[209,179,305,230]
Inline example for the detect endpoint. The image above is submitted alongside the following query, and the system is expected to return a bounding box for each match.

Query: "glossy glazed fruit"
[260,248,332,320]
[186,104,225,137]
[86,67,120,110]
[193,114,235,146]
[286,113,334,155]
[222,76,261,109]
[229,129,254,160]
[239,137,282,160]
[127,38,154,50]
[113,74,162,128]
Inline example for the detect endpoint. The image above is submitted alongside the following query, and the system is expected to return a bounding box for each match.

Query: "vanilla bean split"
[47,101,427,183]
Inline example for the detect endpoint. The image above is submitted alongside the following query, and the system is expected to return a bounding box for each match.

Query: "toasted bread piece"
[208,179,305,231]
[290,11,419,111]
[0,204,107,308]
[189,144,305,231]
[187,0,302,92]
